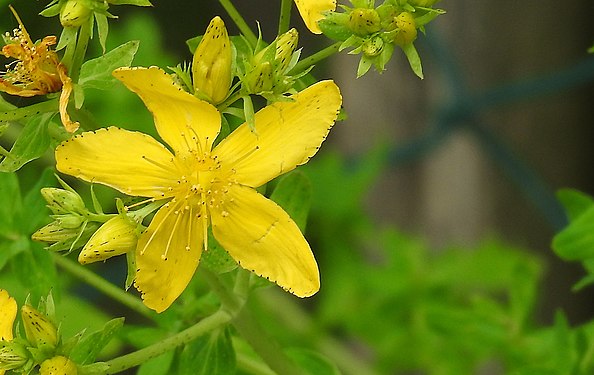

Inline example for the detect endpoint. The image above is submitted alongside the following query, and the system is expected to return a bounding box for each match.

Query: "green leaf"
[201,232,238,274]
[286,348,341,375]
[270,171,312,232]
[11,244,58,301]
[178,328,235,375]
[0,172,22,238]
[21,169,55,234]
[401,43,424,79]
[95,12,109,53]
[356,55,373,77]
[70,318,125,365]
[552,206,594,261]
[557,188,594,222]
[79,40,140,90]
[0,113,52,172]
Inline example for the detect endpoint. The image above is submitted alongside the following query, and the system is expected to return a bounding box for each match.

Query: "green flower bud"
[59,0,92,28]
[54,214,86,229]
[41,188,86,215]
[192,16,232,105]
[243,61,274,94]
[32,222,80,243]
[347,8,381,36]
[391,12,417,46]
[21,305,58,348]
[272,28,298,74]
[0,342,29,371]
[39,356,77,375]
[362,35,384,57]
[78,215,139,265]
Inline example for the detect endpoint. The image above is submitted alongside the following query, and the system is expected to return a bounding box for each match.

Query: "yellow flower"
[1,6,79,132]
[55,66,342,312]
[294,0,336,34]
[0,289,17,375]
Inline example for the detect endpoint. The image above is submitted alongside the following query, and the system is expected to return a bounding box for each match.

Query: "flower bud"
[59,0,92,28]
[54,214,86,229]
[272,28,298,74]
[41,188,86,215]
[391,12,417,46]
[243,61,274,94]
[0,342,29,372]
[32,222,81,244]
[192,16,232,105]
[347,8,381,36]
[21,304,58,348]
[78,215,139,265]
[362,35,384,57]
[39,356,77,375]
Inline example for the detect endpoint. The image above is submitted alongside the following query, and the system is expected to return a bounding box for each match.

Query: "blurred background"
[2,1,594,373]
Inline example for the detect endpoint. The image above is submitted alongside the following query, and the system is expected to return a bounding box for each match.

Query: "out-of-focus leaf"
[0,172,22,237]
[138,350,174,375]
[557,188,594,222]
[553,206,594,261]
[286,348,341,375]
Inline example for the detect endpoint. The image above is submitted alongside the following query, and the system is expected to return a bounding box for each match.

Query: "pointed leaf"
[0,113,52,172]
[71,318,125,365]
[401,43,424,79]
[557,188,594,222]
[270,171,312,232]
[553,206,594,261]
[79,41,140,90]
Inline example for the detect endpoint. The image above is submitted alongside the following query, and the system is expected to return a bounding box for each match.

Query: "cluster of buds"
[0,291,78,375]
[32,179,141,266]
[318,0,444,77]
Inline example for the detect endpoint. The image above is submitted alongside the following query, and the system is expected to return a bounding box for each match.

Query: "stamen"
[231,145,260,165]
[161,207,183,260]
[126,197,156,210]
[141,155,174,172]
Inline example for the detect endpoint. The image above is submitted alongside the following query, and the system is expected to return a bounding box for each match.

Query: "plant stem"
[218,0,257,47]
[104,309,232,374]
[51,253,154,320]
[278,0,293,35]
[289,41,341,75]
[0,99,59,122]
[236,352,276,375]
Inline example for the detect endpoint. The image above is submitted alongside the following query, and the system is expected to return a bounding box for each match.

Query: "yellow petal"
[134,199,204,312]
[113,67,221,156]
[0,289,17,341]
[213,80,341,187]
[211,184,319,297]
[294,0,336,34]
[56,127,179,198]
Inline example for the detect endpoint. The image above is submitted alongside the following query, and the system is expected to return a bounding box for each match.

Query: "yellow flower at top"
[294,0,336,34]
[1,6,78,132]
[55,66,342,312]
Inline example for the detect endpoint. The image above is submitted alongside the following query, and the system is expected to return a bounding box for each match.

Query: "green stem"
[236,352,276,375]
[69,22,92,83]
[0,99,59,122]
[218,0,257,47]
[104,309,232,374]
[51,254,154,320]
[289,41,342,75]
[218,91,243,111]
[278,0,293,35]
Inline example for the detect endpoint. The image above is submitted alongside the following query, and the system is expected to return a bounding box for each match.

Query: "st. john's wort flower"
[55,66,342,312]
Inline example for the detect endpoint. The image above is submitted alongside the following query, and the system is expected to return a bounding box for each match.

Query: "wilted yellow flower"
[192,16,232,105]
[0,6,78,132]
[294,0,336,34]
[39,355,77,375]
[55,66,342,312]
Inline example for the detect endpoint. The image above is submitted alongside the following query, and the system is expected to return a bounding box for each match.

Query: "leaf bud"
[347,8,381,36]
[192,16,232,105]
[39,355,78,375]
[59,0,92,28]
[78,215,139,265]
[21,304,58,348]
[362,35,384,57]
